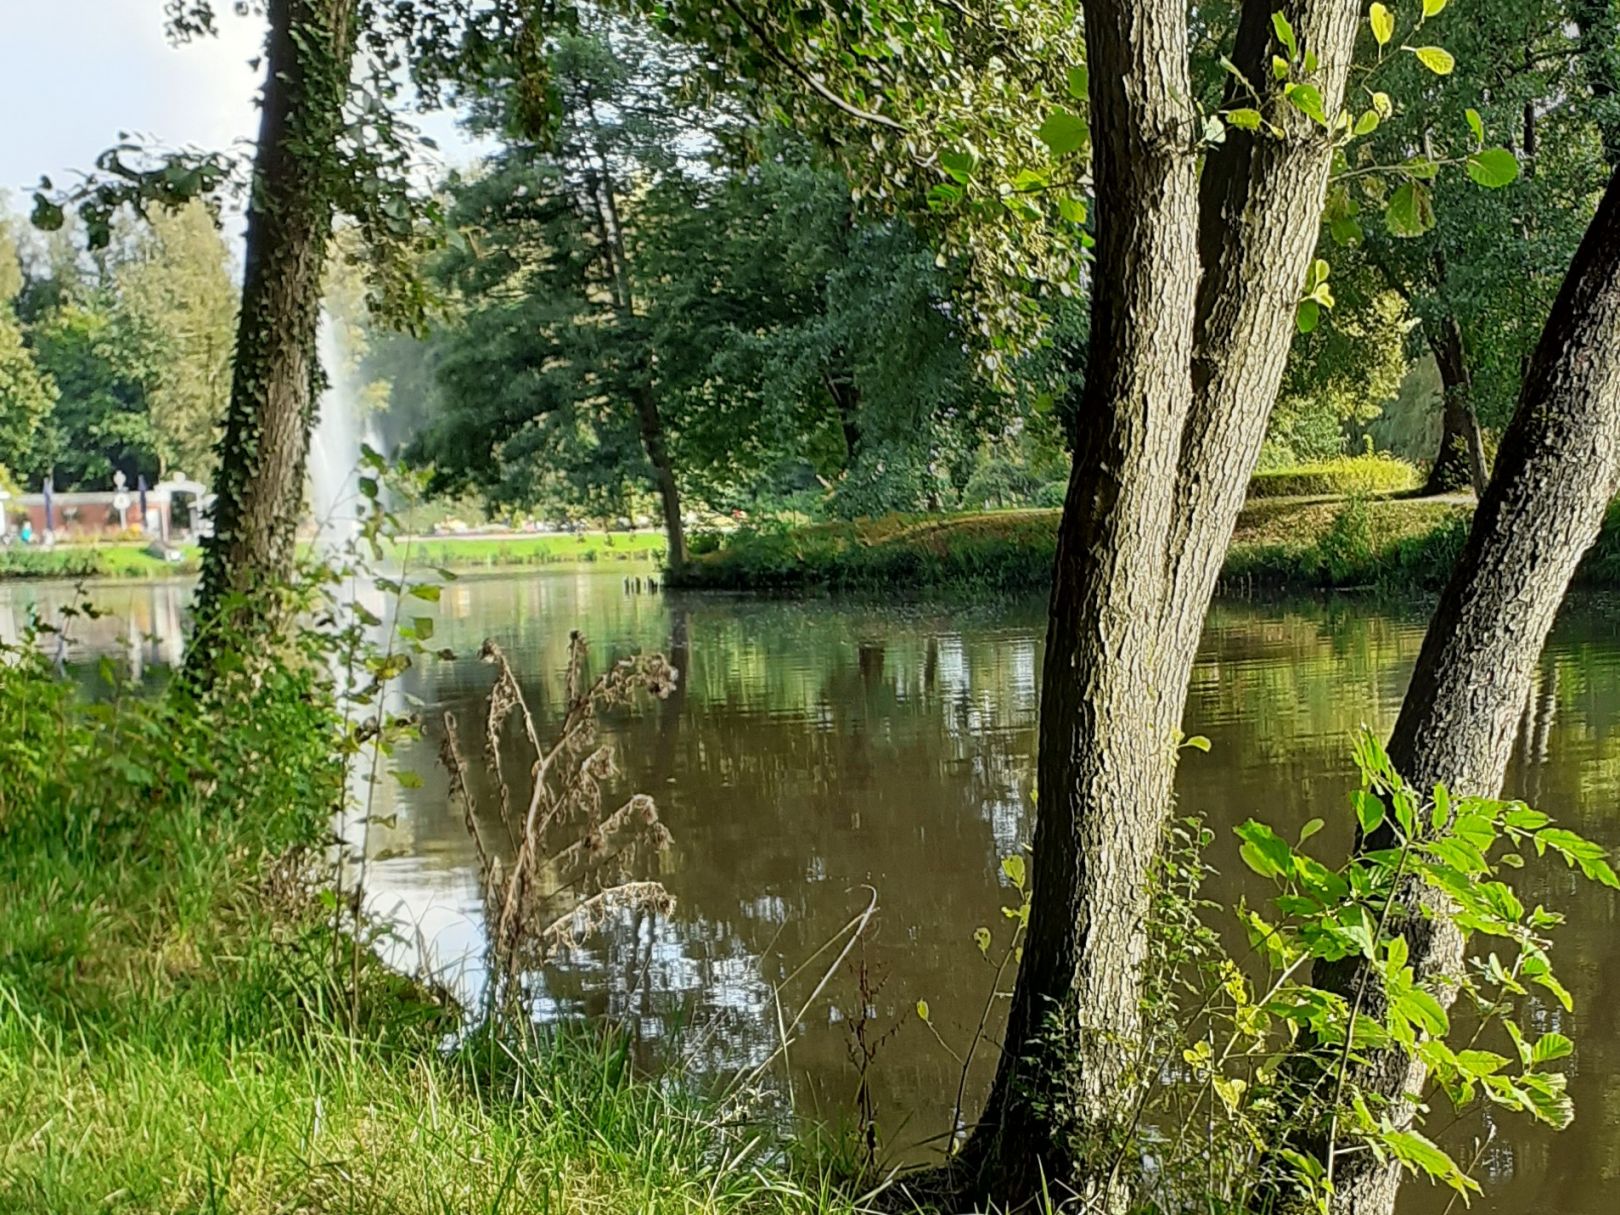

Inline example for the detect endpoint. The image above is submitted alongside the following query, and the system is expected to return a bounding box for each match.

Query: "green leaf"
[1395,987,1450,1038]
[1295,298,1321,334]
[1272,11,1299,59]
[1183,734,1212,752]
[1226,107,1263,130]
[1409,46,1456,75]
[1353,789,1385,834]
[1236,820,1295,880]
[973,926,992,955]
[412,616,435,641]
[408,583,443,602]
[1423,0,1448,14]
[1383,1129,1477,1195]
[1066,65,1089,101]
[1329,214,1364,245]
[395,769,425,790]
[1037,107,1090,157]
[1371,91,1393,118]
[1455,1049,1509,1077]
[1057,194,1087,224]
[1466,147,1520,188]
[1386,933,1409,971]
[939,148,977,184]
[1001,854,1027,889]
[1386,181,1436,236]
[1354,109,1380,136]
[1531,1032,1574,1063]
[916,999,930,1022]
[1286,83,1327,125]
[1465,107,1485,144]
[1369,3,1395,46]
[1299,817,1325,843]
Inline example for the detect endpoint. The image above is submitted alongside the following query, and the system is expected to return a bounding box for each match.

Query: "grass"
[395,530,667,571]
[672,495,1606,595]
[677,495,1620,596]
[0,625,854,1215]
[0,531,665,582]
[1246,453,1420,499]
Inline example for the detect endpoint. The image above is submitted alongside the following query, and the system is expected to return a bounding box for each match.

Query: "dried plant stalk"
[441,633,679,999]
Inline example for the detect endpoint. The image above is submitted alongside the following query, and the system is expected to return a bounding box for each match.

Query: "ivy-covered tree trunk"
[188,0,357,674]
[1322,166,1620,1215]
[949,0,1361,1201]
[1422,317,1489,495]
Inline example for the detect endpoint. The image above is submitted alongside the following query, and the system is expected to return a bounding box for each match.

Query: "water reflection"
[7,573,1620,1213]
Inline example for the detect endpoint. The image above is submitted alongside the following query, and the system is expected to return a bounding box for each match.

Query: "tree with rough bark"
[647,0,1566,1206]
[1301,160,1620,1215]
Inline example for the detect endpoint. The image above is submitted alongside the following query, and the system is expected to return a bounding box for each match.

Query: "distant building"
[0,478,212,543]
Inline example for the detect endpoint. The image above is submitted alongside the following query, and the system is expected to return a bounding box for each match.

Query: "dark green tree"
[1331,0,1610,492]
[26,298,164,489]
[413,21,701,554]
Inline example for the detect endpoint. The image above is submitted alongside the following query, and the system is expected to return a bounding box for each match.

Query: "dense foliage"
[0,201,235,491]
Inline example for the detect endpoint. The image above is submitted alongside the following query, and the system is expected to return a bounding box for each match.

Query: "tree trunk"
[1321,166,1620,1215]
[580,98,687,572]
[1422,317,1489,495]
[1575,0,1620,169]
[823,368,862,465]
[187,0,356,676]
[945,1,1361,1202]
[635,382,687,570]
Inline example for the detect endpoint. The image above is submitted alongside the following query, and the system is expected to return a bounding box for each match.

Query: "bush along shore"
[673,495,1620,596]
[0,595,849,1215]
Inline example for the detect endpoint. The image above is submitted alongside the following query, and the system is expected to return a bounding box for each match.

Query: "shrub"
[1247,453,1419,499]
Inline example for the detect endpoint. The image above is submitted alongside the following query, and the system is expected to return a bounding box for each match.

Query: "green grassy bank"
[0,531,666,582]
[0,635,847,1214]
[671,497,1620,595]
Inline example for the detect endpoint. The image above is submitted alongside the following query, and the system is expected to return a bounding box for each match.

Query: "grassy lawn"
[0,531,666,582]
[670,496,1501,594]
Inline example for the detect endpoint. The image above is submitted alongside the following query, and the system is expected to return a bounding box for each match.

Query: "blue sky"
[0,1,478,225]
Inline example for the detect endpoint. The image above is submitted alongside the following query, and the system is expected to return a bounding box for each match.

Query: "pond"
[6,570,1619,1214]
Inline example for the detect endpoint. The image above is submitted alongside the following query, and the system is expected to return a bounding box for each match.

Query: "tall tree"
[114,201,238,481]
[26,298,164,488]
[414,21,704,549]
[0,213,55,484]
[33,0,568,670]
[1341,0,1609,493]
[1308,164,1620,1215]
[653,0,1529,1205]
[188,0,360,665]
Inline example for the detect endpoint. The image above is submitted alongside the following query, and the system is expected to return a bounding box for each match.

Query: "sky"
[0,1,479,225]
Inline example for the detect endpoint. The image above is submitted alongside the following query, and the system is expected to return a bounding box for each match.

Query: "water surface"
[7,571,1619,1213]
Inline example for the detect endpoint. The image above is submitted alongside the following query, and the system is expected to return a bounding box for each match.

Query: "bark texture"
[1324,167,1620,1215]
[189,0,357,672]
[947,1,1362,1201]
